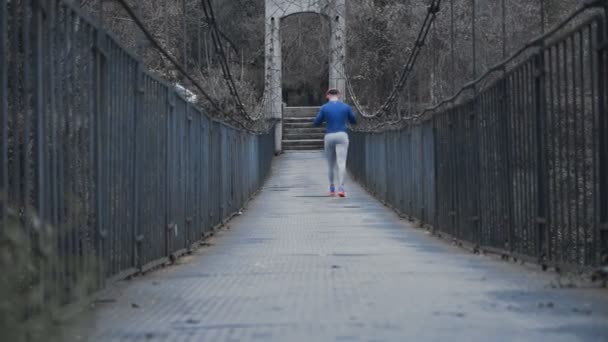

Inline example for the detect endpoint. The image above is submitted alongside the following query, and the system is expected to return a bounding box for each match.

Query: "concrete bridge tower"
[265,0,346,153]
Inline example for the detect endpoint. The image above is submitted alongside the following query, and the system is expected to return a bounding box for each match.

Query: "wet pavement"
[71,152,608,342]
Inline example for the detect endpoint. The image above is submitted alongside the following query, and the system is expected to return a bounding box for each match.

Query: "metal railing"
[348,2,608,271]
[0,0,274,306]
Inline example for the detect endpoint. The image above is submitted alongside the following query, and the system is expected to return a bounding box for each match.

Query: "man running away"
[313,88,357,197]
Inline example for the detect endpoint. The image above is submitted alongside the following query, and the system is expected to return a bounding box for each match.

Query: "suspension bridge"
[2,0,608,341]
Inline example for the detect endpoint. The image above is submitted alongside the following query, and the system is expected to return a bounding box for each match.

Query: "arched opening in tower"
[280,13,330,107]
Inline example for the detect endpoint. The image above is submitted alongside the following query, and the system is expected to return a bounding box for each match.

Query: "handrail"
[356,0,606,132]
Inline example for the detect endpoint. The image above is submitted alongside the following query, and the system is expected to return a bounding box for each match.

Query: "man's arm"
[347,107,357,125]
[313,108,325,127]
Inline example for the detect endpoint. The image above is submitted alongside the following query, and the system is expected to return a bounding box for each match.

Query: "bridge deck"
[72,152,608,342]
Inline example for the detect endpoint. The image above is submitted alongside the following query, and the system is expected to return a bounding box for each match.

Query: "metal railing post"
[0,0,6,228]
[132,64,143,270]
[93,27,108,285]
[534,45,549,268]
[597,6,608,266]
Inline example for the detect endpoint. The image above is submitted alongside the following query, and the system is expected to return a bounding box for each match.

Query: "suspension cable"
[346,0,442,119]
[363,0,606,133]
[114,0,260,132]
[360,0,607,133]
[200,0,269,122]
[200,0,247,116]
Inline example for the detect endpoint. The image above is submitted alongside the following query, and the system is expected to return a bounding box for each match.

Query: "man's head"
[326,88,341,101]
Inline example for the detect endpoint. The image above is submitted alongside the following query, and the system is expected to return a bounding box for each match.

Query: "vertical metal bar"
[398,130,404,215]
[33,0,45,227]
[124,50,132,272]
[107,37,115,276]
[449,112,457,237]
[472,98,481,251]
[492,88,499,247]
[100,19,113,278]
[525,62,534,256]
[454,111,462,238]
[181,103,187,249]
[578,28,588,263]
[561,39,570,263]
[431,19,436,104]
[132,64,142,269]
[86,23,96,277]
[602,0,608,268]
[202,115,209,234]
[546,45,556,262]
[185,104,191,247]
[113,45,120,272]
[502,75,513,255]
[123,50,130,271]
[47,0,60,297]
[488,88,496,247]
[114,47,121,271]
[564,37,573,263]
[55,3,67,300]
[117,44,125,272]
[529,61,537,257]
[535,46,549,266]
[9,0,19,208]
[432,119,438,230]
[68,11,79,285]
[547,44,563,260]
[220,124,224,221]
[478,94,485,245]
[169,88,175,257]
[85,12,96,281]
[22,0,31,228]
[165,87,173,258]
[200,113,205,239]
[415,125,427,222]
[596,14,608,266]
[571,34,580,261]
[209,122,214,226]
[32,0,46,304]
[94,27,107,284]
[0,0,7,224]
[589,21,600,265]
[556,40,565,262]
[488,89,496,247]
[509,74,518,253]
[513,68,522,254]
[490,83,499,250]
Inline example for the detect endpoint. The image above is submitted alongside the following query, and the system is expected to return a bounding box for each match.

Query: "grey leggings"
[324,132,349,186]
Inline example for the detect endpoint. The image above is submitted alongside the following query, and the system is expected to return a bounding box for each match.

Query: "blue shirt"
[313,101,357,134]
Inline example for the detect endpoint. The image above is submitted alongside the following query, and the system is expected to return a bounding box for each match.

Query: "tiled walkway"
[73,152,608,342]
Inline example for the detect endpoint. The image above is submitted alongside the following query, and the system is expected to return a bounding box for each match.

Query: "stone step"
[283,127,326,135]
[283,106,321,118]
[282,108,325,152]
[282,139,324,148]
[283,145,324,151]
[283,117,316,124]
[284,106,320,111]
[283,122,319,129]
[283,132,325,140]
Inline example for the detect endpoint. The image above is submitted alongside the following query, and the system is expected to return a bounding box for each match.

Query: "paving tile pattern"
[73,152,608,342]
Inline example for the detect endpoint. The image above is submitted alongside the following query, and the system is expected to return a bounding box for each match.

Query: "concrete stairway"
[282,107,324,151]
